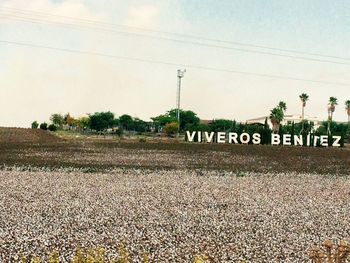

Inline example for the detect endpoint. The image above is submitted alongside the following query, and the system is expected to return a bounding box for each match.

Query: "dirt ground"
[0,135,349,174]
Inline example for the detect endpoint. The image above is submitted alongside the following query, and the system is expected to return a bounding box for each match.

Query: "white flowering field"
[0,169,350,262]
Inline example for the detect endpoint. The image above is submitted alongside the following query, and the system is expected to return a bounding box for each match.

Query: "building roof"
[200,119,212,125]
[246,114,321,123]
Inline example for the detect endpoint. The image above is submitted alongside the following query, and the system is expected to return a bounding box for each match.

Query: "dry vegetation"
[309,240,350,263]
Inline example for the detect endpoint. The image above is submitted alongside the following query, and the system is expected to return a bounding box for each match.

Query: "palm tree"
[270,101,287,132]
[299,93,309,133]
[327,97,338,134]
[278,101,287,112]
[346,100,350,125]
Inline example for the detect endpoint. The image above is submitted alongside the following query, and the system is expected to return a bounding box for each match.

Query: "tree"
[39,122,48,130]
[244,123,265,142]
[270,101,287,132]
[260,117,271,144]
[89,112,115,132]
[180,110,200,131]
[278,101,287,111]
[119,114,134,131]
[327,97,338,134]
[168,109,200,131]
[316,121,348,146]
[151,109,200,132]
[278,124,284,145]
[299,93,309,133]
[64,113,76,130]
[50,114,64,129]
[294,120,312,135]
[164,122,179,136]
[291,121,295,145]
[186,123,210,132]
[209,119,236,132]
[48,124,57,131]
[133,118,150,133]
[31,121,39,129]
[76,117,90,132]
[151,114,175,132]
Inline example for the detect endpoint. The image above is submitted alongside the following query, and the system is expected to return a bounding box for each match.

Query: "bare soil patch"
[0,127,62,143]
[0,138,348,174]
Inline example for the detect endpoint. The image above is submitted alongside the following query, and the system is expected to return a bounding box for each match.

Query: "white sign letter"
[217,132,226,143]
[271,134,280,145]
[294,135,303,146]
[252,133,261,145]
[186,131,196,142]
[240,133,250,144]
[283,134,291,146]
[228,133,238,144]
[320,135,328,147]
[332,136,341,147]
[204,132,215,143]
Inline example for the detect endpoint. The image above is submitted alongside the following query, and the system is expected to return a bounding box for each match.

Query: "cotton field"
[1,169,350,262]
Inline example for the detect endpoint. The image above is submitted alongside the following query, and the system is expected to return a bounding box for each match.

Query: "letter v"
[186,131,196,142]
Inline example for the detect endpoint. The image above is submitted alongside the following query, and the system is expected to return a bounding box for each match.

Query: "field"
[0,132,349,175]
[0,128,349,262]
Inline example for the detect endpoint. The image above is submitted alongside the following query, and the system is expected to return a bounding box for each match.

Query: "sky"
[0,0,349,127]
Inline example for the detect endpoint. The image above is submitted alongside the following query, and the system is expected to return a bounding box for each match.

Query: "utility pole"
[176,69,186,132]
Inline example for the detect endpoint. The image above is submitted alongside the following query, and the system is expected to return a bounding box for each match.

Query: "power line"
[2,6,349,61]
[0,6,349,63]
[2,13,350,67]
[1,39,349,87]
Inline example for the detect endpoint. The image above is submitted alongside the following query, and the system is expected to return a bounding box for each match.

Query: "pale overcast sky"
[0,0,349,127]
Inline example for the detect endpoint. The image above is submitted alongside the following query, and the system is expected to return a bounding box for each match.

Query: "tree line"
[31,95,350,142]
[31,110,202,135]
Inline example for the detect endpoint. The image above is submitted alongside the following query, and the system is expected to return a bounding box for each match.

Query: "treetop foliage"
[89,112,115,132]
[37,102,349,142]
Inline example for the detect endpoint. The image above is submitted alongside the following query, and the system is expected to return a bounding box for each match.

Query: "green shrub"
[164,122,179,136]
[48,124,58,132]
[31,121,39,129]
[39,123,48,130]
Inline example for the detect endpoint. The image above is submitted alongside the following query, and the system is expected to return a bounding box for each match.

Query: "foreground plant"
[309,240,350,263]
[193,255,213,263]
[20,245,132,263]
[19,247,217,262]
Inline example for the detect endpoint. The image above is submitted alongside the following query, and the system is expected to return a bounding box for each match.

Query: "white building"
[246,114,321,130]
